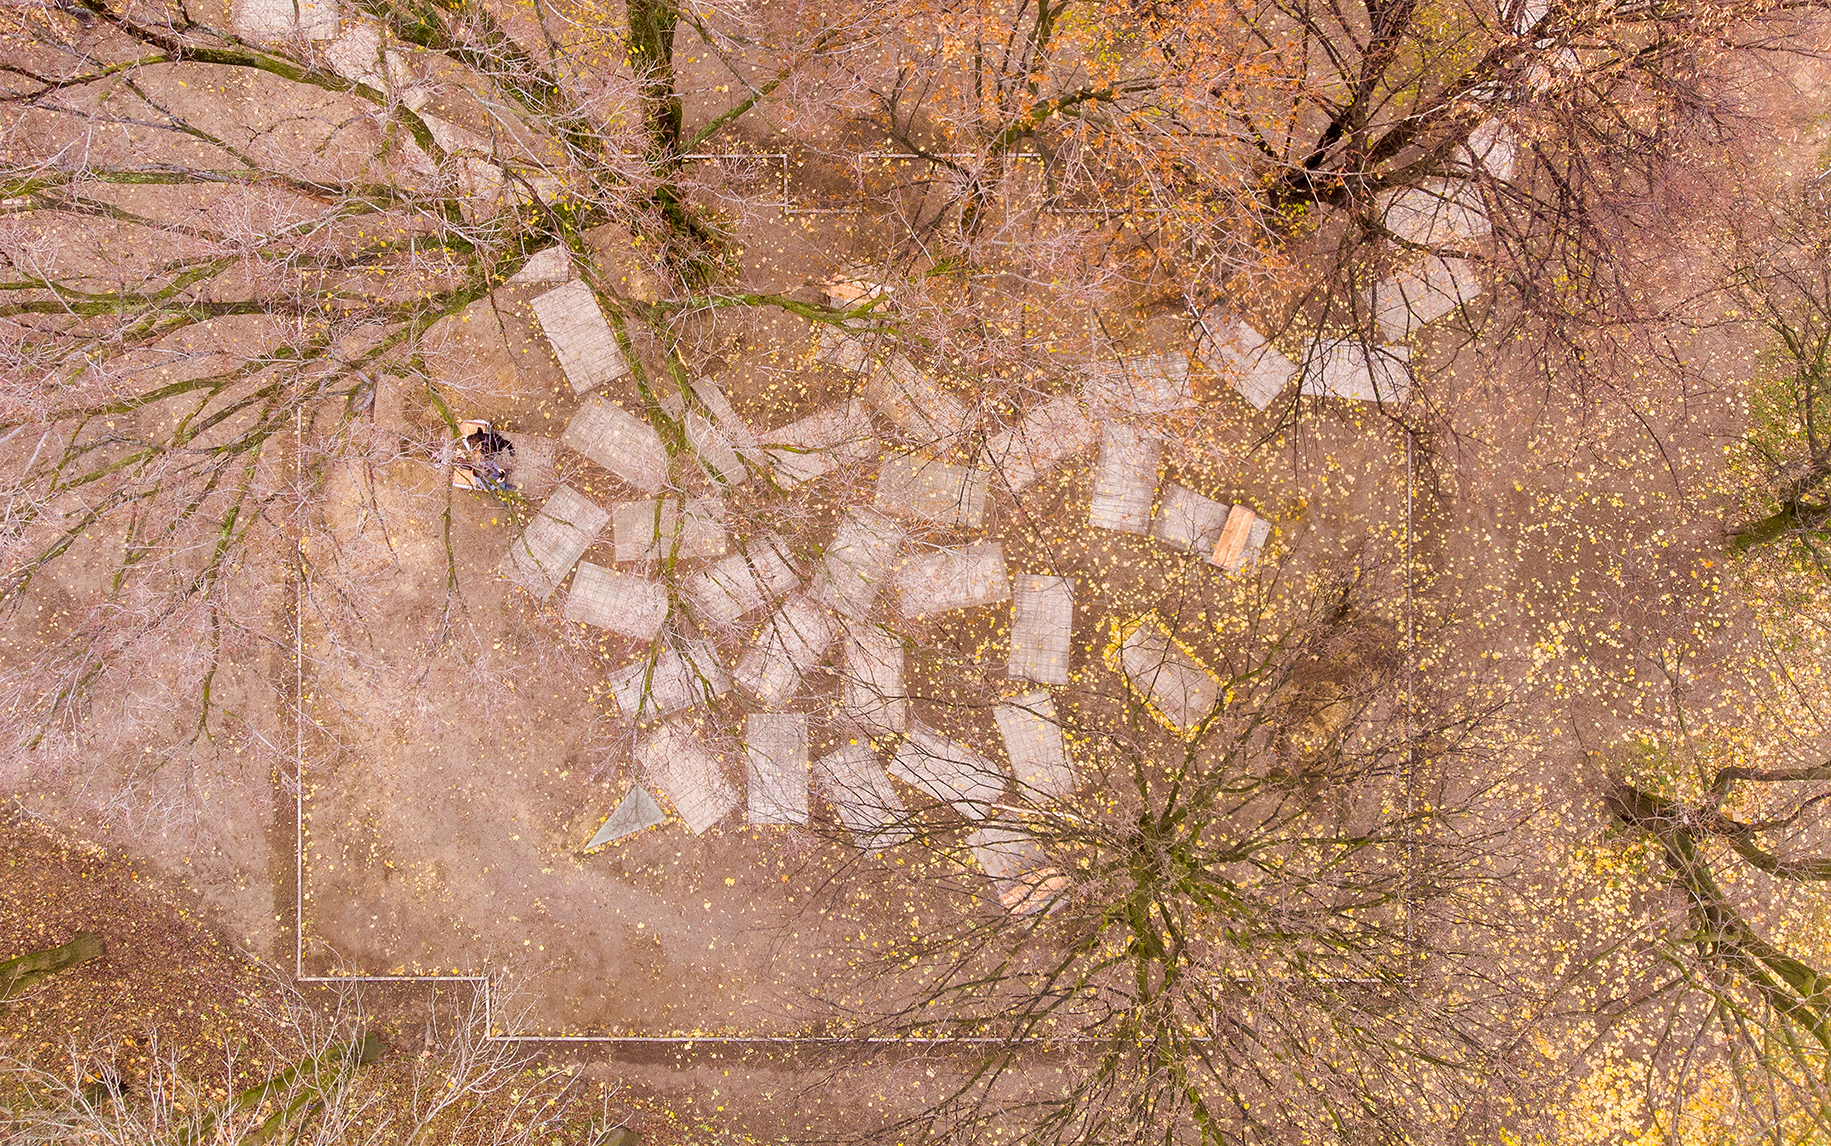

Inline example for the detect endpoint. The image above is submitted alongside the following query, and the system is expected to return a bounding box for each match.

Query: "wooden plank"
[1209,505,1256,573]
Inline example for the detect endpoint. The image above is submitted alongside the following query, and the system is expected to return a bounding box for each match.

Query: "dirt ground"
[10,8,1831,1142]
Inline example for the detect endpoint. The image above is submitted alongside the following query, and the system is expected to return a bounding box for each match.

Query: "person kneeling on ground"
[452,420,516,491]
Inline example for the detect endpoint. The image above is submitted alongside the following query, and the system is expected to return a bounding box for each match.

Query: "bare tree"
[806,550,1522,1146]
[1722,189,1831,564]
[0,972,610,1146]
[1604,742,1831,1143]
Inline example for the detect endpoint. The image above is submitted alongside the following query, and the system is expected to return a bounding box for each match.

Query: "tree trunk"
[1731,499,1831,553]
[0,931,104,1000]
[628,0,683,159]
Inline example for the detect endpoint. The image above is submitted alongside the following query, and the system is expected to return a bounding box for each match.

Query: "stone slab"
[746,712,809,826]
[873,453,990,529]
[561,395,668,492]
[530,280,630,393]
[994,689,1075,802]
[502,485,609,600]
[1008,573,1073,686]
[896,541,1010,619]
[563,561,667,640]
[889,724,1009,820]
[1088,424,1162,534]
[612,497,727,563]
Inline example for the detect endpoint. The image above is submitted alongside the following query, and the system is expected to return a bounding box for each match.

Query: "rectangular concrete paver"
[1378,179,1491,246]
[1151,484,1233,556]
[1195,314,1299,411]
[841,623,908,733]
[563,561,667,639]
[968,825,1065,914]
[896,541,1010,619]
[502,485,609,599]
[809,509,905,617]
[816,327,872,373]
[995,689,1075,802]
[1371,256,1483,342]
[862,354,969,443]
[561,395,668,492]
[1081,351,1194,415]
[1301,340,1412,404]
[530,280,630,393]
[746,713,809,826]
[982,391,1098,493]
[638,721,738,835]
[686,376,759,486]
[234,0,339,40]
[1201,314,1303,411]
[608,640,730,721]
[1107,616,1220,735]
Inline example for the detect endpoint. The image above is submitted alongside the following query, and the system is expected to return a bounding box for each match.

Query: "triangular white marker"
[585,786,666,850]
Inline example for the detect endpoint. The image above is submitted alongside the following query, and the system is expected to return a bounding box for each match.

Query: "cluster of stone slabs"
[482,154,1497,911]
[491,289,1304,911]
